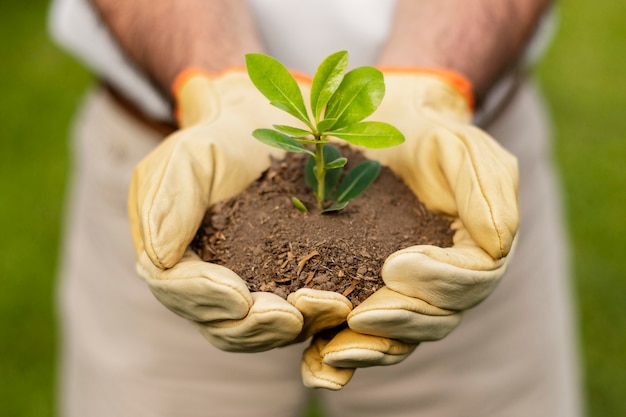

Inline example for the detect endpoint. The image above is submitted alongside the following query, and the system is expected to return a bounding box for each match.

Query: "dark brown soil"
[192,147,454,306]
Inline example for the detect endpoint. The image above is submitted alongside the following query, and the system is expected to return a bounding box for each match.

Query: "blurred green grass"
[537,2,626,415]
[0,1,624,416]
[0,2,91,416]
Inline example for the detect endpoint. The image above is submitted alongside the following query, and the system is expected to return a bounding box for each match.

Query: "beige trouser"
[57,80,583,417]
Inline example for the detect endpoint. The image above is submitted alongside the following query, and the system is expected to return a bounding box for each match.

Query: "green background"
[1,1,624,416]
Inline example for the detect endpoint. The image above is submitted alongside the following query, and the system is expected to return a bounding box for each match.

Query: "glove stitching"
[463,132,506,258]
[354,304,458,316]
[142,138,182,269]
[206,141,218,217]
[307,371,349,389]
[252,308,304,325]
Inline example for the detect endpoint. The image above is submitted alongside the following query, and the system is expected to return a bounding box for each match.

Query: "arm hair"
[379,0,554,103]
[90,0,263,95]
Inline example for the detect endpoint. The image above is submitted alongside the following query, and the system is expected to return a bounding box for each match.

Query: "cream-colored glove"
[128,69,350,352]
[302,69,519,387]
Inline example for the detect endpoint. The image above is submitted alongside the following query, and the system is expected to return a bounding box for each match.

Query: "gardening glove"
[301,329,356,391]
[129,69,349,352]
[303,69,519,383]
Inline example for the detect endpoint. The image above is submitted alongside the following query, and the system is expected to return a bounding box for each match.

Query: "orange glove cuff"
[170,67,244,126]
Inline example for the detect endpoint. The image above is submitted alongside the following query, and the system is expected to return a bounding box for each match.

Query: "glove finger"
[439,126,519,259]
[301,332,355,391]
[287,288,352,342]
[375,128,518,260]
[128,131,209,268]
[382,231,517,311]
[348,287,463,344]
[381,124,519,259]
[129,124,281,269]
[364,77,518,260]
[321,328,417,368]
[197,291,303,352]
[137,249,252,322]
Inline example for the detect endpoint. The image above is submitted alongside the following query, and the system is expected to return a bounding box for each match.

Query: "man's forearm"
[379,0,553,104]
[90,0,263,95]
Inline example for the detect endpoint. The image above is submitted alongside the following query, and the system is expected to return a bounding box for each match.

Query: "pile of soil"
[192,147,454,306]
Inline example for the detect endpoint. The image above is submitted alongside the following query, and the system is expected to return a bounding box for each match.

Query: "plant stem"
[315,139,325,209]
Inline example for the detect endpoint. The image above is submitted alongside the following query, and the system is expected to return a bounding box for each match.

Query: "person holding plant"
[49,0,583,416]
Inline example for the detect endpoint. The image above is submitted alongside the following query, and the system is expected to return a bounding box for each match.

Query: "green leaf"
[334,160,381,203]
[316,118,339,134]
[311,51,349,123]
[322,201,350,214]
[329,121,405,149]
[325,157,348,170]
[245,53,311,126]
[324,66,385,130]
[304,144,343,198]
[273,124,313,137]
[291,197,308,213]
[304,157,316,190]
[252,129,314,156]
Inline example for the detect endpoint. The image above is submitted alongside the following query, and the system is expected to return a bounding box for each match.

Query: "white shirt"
[48,0,554,123]
[48,0,396,121]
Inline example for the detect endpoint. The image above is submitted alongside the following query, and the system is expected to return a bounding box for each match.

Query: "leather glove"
[128,69,350,352]
[301,69,519,388]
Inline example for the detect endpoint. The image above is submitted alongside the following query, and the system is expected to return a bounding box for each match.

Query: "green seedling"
[245,51,404,213]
